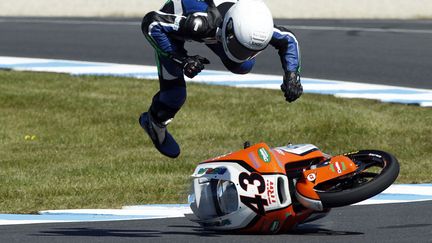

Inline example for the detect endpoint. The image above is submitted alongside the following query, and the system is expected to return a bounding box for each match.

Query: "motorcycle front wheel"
[315,150,400,208]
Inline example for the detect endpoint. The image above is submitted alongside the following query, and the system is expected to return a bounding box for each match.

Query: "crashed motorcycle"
[187,142,399,234]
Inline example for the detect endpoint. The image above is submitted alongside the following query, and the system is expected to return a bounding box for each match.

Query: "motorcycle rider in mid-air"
[140,0,302,158]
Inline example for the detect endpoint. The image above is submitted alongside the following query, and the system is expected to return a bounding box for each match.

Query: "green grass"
[0,70,431,213]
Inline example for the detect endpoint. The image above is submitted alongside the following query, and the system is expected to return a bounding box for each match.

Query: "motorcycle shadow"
[286,224,364,236]
[32,224,363,238]
[178,223,364,236]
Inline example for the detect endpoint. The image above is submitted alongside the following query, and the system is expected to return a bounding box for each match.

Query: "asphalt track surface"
[1,17,432,242]
[0,17,432,89]
[1,201,431,243]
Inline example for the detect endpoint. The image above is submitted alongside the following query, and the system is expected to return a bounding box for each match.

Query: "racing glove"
[171,54,210,79]
[281,71,303,103]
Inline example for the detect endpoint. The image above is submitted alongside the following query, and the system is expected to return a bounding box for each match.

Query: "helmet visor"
[225,19,260,61]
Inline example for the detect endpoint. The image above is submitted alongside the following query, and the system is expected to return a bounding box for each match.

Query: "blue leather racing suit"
[141,0,301,126]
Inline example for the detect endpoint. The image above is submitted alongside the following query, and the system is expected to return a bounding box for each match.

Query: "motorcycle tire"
[316,150,399,208]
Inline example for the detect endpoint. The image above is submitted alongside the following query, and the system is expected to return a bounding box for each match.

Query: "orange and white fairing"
[189,142,326,233]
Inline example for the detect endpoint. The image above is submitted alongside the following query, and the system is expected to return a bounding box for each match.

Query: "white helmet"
[221,0,274,63]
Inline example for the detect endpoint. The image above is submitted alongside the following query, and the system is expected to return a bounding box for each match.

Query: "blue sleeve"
[270,25,301,73]
[141,0,210,56]
[182,0,209,15]
[141,11,185,56]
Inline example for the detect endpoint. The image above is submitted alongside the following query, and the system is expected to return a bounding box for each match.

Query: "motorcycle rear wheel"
[315,150,399,208]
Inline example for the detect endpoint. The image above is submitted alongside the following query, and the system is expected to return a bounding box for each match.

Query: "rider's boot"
[139,112,180,158]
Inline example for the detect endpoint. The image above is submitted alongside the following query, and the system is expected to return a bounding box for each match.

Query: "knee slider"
[150,88,186,124]
[150,99,178,124]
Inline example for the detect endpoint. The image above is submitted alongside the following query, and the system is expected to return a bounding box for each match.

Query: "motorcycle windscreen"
[189,178,239,220]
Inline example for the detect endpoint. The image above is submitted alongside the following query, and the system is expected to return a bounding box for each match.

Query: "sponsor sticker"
[266,180,277,204]
[270,220,280,232]
[330,164,335,173]
[343,151,359,156]
[307,173,317,182]
[335,162,342,174]
[330,162,347,174]
[197,168,207,175]
[258,147,271,163]
[197,167,227,175]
